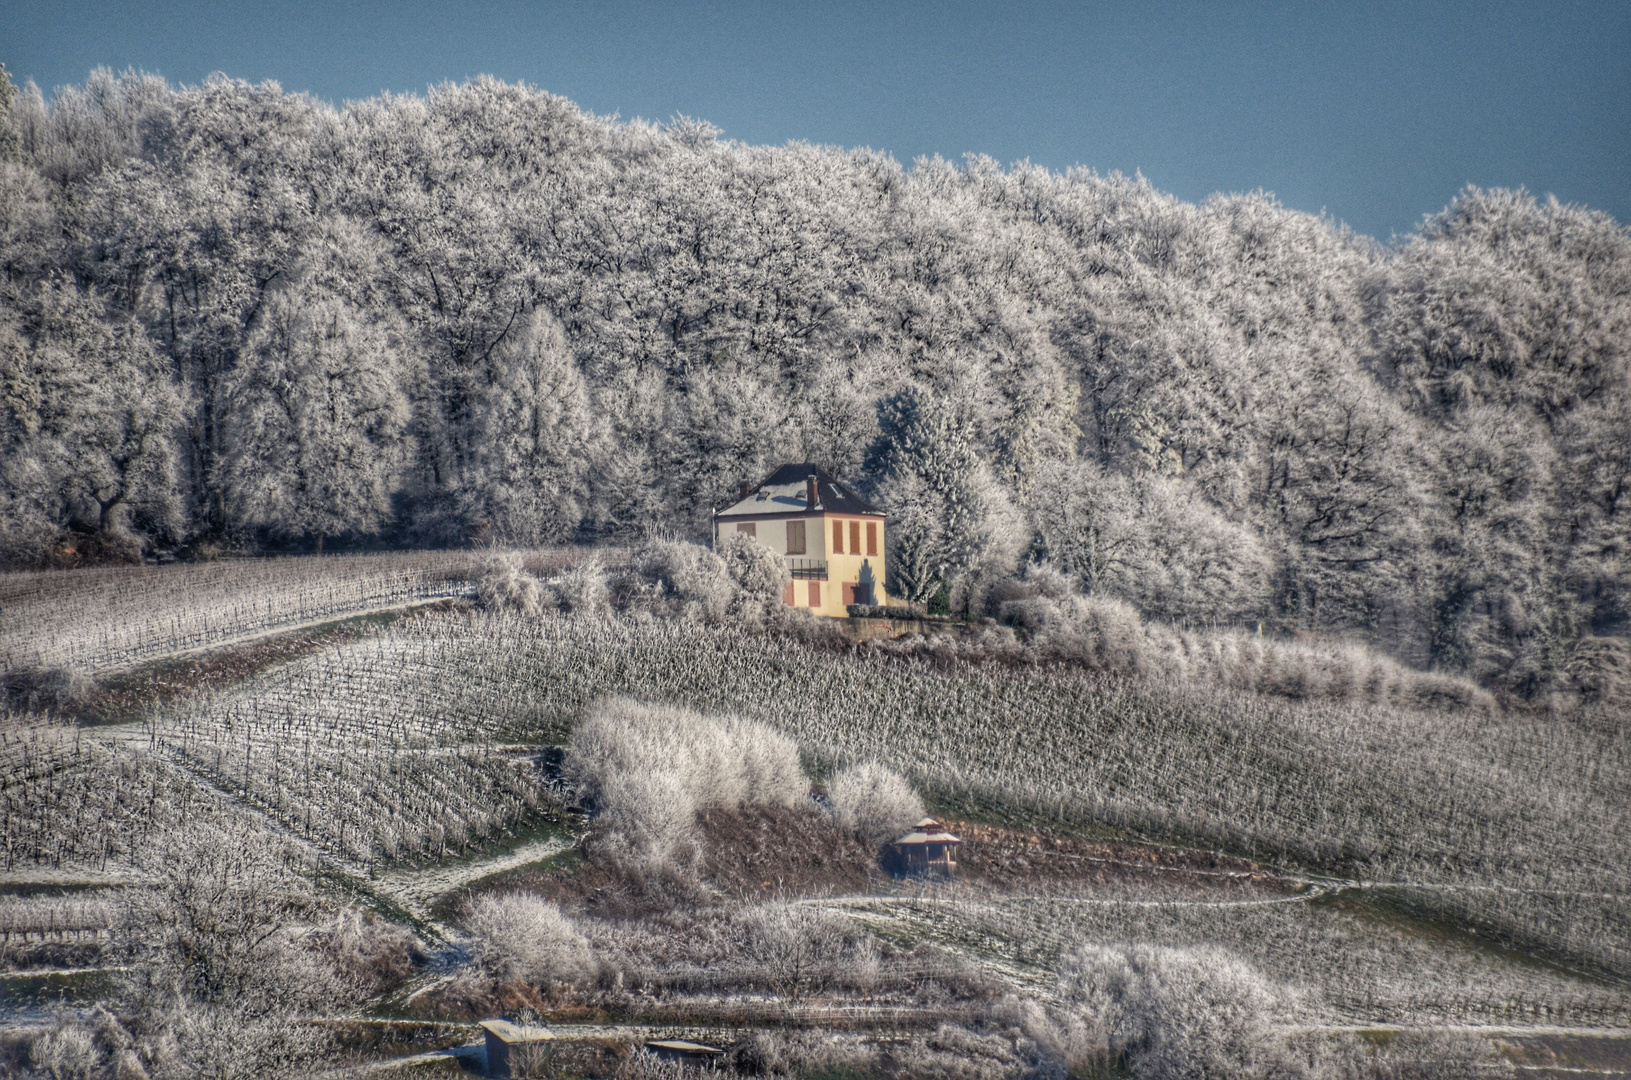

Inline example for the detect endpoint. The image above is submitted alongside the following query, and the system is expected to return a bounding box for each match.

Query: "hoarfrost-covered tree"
[463,307,603,543]
[221,284,411,545]
[0,281,184,559]
[864,387,1023,606]
[1030,459,1272,624]
[1058,944,1294,1080]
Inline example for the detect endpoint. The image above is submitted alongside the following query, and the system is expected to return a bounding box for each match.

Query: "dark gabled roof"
[715,463,884,518]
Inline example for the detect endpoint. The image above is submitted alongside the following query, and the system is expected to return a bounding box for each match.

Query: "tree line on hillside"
[0,66,1627,697]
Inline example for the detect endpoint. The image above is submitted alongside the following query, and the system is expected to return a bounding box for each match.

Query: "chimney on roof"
[806,474,818,510]
[737,481,751,501]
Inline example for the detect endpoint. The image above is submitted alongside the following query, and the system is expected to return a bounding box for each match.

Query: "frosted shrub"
[463,893,595,987]
[716,531,792,626]
[727,1030,879,1079]
[738,904,855,1001]
[613,540,737,623]
[477,552,547,616]
[1058,944,1296,1080]
[564,698,808,875]
[1343,1030,1515,1079]
[987,563,1494,712]
[29,1023,100,1080]
[826,762,925,849]
[548,557,611,617]
[891,1024,1029,1080]
[611,537,791,627]
[315,908,419,994]
[992,993,1114,1080]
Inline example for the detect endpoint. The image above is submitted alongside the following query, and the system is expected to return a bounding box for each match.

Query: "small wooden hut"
[479,1018,555,1078]
[887,817,962,878]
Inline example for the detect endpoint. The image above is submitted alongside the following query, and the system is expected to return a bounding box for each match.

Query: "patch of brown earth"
[696,803,876,900]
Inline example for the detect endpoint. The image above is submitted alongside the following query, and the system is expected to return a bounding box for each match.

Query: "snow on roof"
[479,1019,555,1044]
[715,463,882,518]
[894,828,963,845]
[647,1040,724,1055]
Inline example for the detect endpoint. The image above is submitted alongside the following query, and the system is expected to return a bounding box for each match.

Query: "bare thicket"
[16,819,348,1080]
[564,697,807,877]
[312,907,421,995]
[978,563,1495,712]
[1057,944,1296,1080]
[737,904,860,1002]
[462,893,596,988]
[825,761,925,848]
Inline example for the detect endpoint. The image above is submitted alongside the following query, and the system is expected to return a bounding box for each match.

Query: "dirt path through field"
[371,835,574,930]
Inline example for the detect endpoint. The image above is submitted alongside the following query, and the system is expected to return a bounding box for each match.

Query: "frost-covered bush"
[564,698,807,875]
[825,762,925,849]
[996,587,1171,680]
[28,1022,100,1080]
[549,557,611,616]
[610,537,789,626]
[890,1024,1030,1080]
[726,1030,879,1080]
[1058,944,1296,1080]
[1341,1030,1515,1079]
[737,904,857,1001]
[612,539,737,623]
[991,994,1114,1080]
[477,552,548,616]
[314,908,419,994]
[463,893,595,987]
[716,531,792,626]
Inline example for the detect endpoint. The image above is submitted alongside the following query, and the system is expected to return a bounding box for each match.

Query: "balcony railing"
[787,559,828,581]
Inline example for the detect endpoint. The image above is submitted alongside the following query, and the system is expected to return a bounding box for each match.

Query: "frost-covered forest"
[2,67,1628,698]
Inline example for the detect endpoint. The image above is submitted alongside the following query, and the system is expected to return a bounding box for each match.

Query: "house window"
[832,519,845,554]
[866,521,878,556]
[782,581,795,606]
[843,582,857,606]
[849,520,861,554]
[736,522,756,538]
[808,580,822,607]
[786,520,806,555]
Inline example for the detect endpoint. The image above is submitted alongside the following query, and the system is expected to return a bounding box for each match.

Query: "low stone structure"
[479,1018,555,1078]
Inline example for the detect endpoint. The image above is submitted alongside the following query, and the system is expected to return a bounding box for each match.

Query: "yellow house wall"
[714,513,888,617]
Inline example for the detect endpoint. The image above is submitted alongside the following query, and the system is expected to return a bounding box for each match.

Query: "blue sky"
[4,0,1627,240]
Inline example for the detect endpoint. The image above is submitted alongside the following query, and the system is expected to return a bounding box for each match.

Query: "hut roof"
[647,1040,724,1056]
[478,1019,555,1045]
[894,823,962,845]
